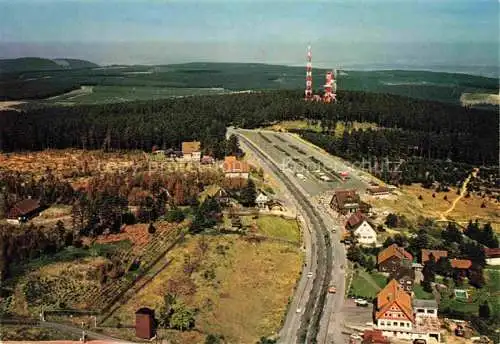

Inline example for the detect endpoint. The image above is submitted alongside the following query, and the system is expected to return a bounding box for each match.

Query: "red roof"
[484,248,500,258]
[346,211,366,229]
[378,244,413,264]
[450,258,472,269]
[421,249,448,264]
[223,156,250,173]
[362,330,390,344]
[7,199,41,219]
[375,279,414,322]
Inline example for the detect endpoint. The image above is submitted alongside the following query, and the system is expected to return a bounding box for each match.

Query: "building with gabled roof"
[181,141,201,161]
[374,279,414,339]
[330,189,362,215]
[223,156,250,179]
[378,244,413,273]
[421,249,448,264]
[6,198,41,224]
[345,211,377,246]
[484,247,500,266]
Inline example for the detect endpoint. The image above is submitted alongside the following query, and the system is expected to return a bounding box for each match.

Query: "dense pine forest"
[0,90,498,185]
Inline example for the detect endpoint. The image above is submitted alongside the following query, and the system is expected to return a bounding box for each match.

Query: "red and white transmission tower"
[304,45,313,101]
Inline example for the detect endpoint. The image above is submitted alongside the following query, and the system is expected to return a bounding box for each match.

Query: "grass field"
[108,233,302,343]
[0,325,80,340]
[413,284,435,300]
[348,269,387,300]
[256,215,301,243]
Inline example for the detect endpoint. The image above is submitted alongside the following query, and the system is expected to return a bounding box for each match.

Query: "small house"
[255,192,269,209]
[6,198,41,225]
[484,248,500,266]
[366,186,392,197]
[135,307,155,339]
[223,156,250,179]
[421,249,448,264]
[346,211,377,246]
[377,244,413,273]
[201,155,215,164]
[182,141,201,161]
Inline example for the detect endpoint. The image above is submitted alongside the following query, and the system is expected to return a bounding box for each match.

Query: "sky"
[0,0,498,74]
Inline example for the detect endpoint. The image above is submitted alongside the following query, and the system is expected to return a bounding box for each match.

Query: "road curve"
[233,129,333,344]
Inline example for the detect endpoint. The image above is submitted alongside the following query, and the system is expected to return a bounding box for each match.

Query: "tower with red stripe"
[304,45,313,100]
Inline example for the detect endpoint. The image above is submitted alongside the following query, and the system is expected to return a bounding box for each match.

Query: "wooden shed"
[135,307,155,339]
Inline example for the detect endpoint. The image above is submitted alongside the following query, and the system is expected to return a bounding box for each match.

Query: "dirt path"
[440,168,478,221]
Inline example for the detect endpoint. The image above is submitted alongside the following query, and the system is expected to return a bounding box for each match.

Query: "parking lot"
[342,298,375,330]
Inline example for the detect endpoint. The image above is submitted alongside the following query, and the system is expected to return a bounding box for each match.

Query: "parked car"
[296,308,302,313]
[307,272,313,278]
[328,286,337,294]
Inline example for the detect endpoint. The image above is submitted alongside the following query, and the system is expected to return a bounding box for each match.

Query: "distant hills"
[0,57,98,73]
[0,59,498,106]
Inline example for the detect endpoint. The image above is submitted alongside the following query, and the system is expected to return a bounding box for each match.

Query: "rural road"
[40,320,138,343]
[231,128,360,343]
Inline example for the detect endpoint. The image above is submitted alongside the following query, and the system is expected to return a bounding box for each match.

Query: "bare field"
[0,149,145,178]
[367,184,500,231]
[109,234,302,343]
[0,101,25,111]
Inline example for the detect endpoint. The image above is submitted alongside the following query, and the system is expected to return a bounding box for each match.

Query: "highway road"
[233,128,371,344]
[240,129,373,196]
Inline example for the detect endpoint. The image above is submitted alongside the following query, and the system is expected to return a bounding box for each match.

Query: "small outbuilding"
[135,307,155,339]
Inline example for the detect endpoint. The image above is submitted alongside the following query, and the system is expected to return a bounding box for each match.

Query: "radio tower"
[332,69,337,102]
[304,45,313,101]
[323,71,334,103]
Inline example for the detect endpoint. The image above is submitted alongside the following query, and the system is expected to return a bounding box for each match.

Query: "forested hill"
[0,90,497,168]
[0,57,98,73]
[1,61,498,105]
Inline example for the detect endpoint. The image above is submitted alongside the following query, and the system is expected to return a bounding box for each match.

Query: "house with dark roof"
[378,244,413,273]
[484,248,500,266]
[6,198,41,225]
[345,211,377,246]
[330,189,371,215]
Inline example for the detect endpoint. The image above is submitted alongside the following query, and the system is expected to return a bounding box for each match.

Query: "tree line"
[0,90,497,182]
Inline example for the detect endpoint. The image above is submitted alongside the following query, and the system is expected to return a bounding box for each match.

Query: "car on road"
[307,272,313,278]
[350,334,362,340]
[328,286,337,294]
[296,173,306,180]
[296,308,302,313]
